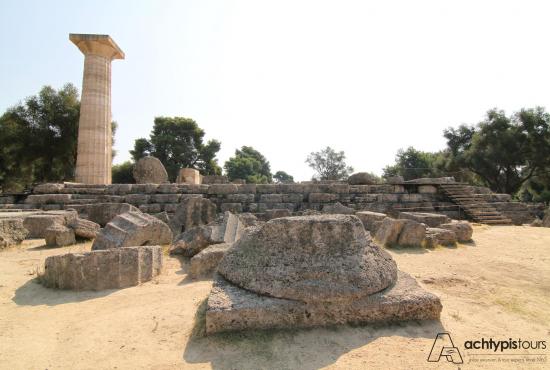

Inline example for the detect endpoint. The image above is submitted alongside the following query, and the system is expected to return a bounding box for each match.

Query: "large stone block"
[92,211,172,250]
[189,243,232,278]
[23,214,66,238]
[33,183,65,194]
[398,212,450,227]
[25,194,73,205]
[0,218,28,249]
[206,271,441,334]
[68,218,100,239]
[42,246,162,291]
[169,197,217,235]
[439,221,473,242]
[374,217,426,247]
[176,168,202,184]
[82,203,140,226]
[308,193,339,203]
[45,224,76,247]
[208,184,239,195]
[348,172,378,185]
[218,215,397,303]
[133,156,169,184]
[355,211,387,233]
[260,194,283,203]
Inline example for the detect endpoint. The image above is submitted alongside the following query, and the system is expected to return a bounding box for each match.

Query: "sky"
[1,0,549,181]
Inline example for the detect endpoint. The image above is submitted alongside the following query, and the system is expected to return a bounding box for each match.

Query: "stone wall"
[0,182,540,224]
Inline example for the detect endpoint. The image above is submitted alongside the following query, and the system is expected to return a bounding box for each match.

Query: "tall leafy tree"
[131,117,221,180]
[382,147,446,181]
[224,146,272,183]
[444,108,550,194]
[0,84,80,191]
[306,146,353,181]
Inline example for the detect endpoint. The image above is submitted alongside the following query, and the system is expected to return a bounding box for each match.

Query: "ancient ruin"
[70,34,125,185]
[206,215,442,333]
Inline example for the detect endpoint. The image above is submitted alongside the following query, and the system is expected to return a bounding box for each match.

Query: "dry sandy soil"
[1,225,549,370]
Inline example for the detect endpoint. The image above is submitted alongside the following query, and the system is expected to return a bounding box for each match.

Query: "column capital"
[70,33,125,60]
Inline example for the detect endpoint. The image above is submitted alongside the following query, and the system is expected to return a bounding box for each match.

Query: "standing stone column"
[70,34,125,184]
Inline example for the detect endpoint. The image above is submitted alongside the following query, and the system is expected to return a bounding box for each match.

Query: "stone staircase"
[439,183,512,225]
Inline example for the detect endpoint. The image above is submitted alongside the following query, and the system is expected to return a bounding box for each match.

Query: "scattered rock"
[169,197,217,235]
[385,176,404,184]
[68,218,100,239]
[236,213,259,227]
[531,218,543,227]
[45,224,76,247]
[170,212,243,256]
[355,211,387,233]
[92,212,172,250]
[189,243,232,278]
[0,218,28,249]
[425,228,457,247]
[322,202,354,214]
[218,215,397,303]
[399,212,451,227]
[397,221,426,247]
[374,218,408,246]
[23,214,66,238]
[348,172,378,185]
[439,221,473,242]
[133,156,169,184]
[264,209,291,220]
[42,246,163,290]
[153,211,171,225]
[83,203,140,227]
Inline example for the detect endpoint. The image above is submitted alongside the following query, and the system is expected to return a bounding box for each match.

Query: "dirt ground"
[0,225,549,370]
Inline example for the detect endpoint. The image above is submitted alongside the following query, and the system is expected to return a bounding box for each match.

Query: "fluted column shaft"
[75,54,112,184]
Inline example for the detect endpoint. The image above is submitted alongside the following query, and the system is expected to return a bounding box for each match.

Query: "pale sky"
[1,0,549,181]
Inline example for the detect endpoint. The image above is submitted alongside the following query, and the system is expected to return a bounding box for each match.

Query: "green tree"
[273,170,294,183]
[306,146,353,181]
[382,147,445,181]
[131,117,221,181]
[224,146,272,183]
[0,84,80,192]
[443,108,550,194]
[112,161,135,184]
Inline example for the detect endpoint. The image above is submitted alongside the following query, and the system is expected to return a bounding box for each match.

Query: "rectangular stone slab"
[205,271,442,334]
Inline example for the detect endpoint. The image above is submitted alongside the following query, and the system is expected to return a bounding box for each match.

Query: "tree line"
[1,84,549,202]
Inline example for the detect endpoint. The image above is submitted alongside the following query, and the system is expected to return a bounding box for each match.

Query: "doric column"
[70,34,124,184]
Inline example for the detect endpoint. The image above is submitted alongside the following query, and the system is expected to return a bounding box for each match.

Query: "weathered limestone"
[425,228,457,247]
[207,214,441,334]
[264,209,291,220]
[0,219,28,249]
[399,212,450,227]
[169,197,217,235]
[45,224,76,247]
[23,210,77,238]
[355,211,387,234]
[189,243,232,278]
[439,221,473,242]
[42,246,162,290]
[92,211,172,250]
[68,218,101,239]
[374,217,426,247]
[170,212,244,256]
[322,202,355,214]
[206,271,442,334]
[176,168,202,184]
[218,215,397,302]
[70,34,124,185]
[80,203,139,226]
[348,172,378,185]
[133,156,169,184]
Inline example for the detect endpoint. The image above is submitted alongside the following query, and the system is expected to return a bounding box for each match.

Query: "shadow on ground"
[12,278,117,306]
[183,299,445,370]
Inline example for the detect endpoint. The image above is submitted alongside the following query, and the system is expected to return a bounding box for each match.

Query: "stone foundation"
[0,182,540,224]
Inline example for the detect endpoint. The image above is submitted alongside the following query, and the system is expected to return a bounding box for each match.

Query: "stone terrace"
[0,182,540,224]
